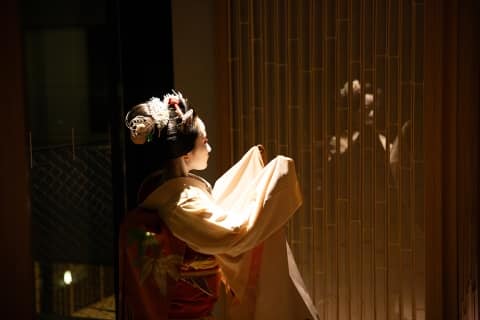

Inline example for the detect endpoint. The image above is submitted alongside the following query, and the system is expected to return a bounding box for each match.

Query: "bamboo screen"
[226,0,425,319]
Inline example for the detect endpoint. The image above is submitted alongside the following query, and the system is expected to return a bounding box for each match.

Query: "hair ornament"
[125,90,195,144]
[125,97,170,144]
[182,109,194,122]
[163,90,194,124]
[146,97,170,131]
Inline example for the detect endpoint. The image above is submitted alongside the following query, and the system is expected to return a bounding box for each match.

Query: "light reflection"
[331,79,412,185]
[63,270,73,285]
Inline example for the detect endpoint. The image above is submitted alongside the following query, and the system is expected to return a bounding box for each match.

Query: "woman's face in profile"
[186,118,212,171]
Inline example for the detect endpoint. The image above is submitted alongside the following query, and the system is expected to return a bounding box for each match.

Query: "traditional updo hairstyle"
[125,91,200,168]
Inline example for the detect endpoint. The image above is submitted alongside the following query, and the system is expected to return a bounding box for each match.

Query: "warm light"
[64,270,73,285]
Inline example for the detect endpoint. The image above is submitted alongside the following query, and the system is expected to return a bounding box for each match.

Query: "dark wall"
[455,0,479,318]
[425,0,480,318]
[117,0,175,209]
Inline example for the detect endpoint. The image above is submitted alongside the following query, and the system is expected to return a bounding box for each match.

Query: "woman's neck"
[163,157,189,180]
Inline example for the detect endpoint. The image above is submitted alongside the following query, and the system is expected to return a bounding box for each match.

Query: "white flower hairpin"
[147,97,170,130]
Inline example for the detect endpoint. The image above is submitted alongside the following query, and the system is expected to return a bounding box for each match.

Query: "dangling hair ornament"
[163,90,195,125]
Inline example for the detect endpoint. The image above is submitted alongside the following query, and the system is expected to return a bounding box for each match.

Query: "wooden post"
[0,0,34,318]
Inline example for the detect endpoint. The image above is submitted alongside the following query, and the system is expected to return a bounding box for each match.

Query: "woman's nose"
[206,143,212,153]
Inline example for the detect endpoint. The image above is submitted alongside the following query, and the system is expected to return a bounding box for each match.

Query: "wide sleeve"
[162,155,302,258]
[211,145,265,208]
[160,187,246,255]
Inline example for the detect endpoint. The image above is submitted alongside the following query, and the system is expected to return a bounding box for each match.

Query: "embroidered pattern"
[128,228,182,295]
[127,227,219,297]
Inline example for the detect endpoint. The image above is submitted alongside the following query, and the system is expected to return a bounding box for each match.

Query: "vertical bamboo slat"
[227,1,425,318]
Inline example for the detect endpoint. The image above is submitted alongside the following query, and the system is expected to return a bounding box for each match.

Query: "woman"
[119,92,318,320]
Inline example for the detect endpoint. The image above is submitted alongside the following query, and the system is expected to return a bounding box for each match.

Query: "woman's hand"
[256,144,267,165]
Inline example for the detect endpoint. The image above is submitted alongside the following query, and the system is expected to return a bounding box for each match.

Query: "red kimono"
[119,175,221,320]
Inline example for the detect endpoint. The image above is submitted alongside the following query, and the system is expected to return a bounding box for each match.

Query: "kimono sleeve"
[162,156,302,258]
[161,186,247,255]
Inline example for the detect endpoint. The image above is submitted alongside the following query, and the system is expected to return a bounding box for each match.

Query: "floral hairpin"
[147,97,170,130]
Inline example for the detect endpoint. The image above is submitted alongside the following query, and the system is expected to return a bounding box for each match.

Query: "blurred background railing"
[31,144,115,318]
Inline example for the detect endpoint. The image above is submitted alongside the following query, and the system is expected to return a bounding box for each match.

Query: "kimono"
[119,146,319,320]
